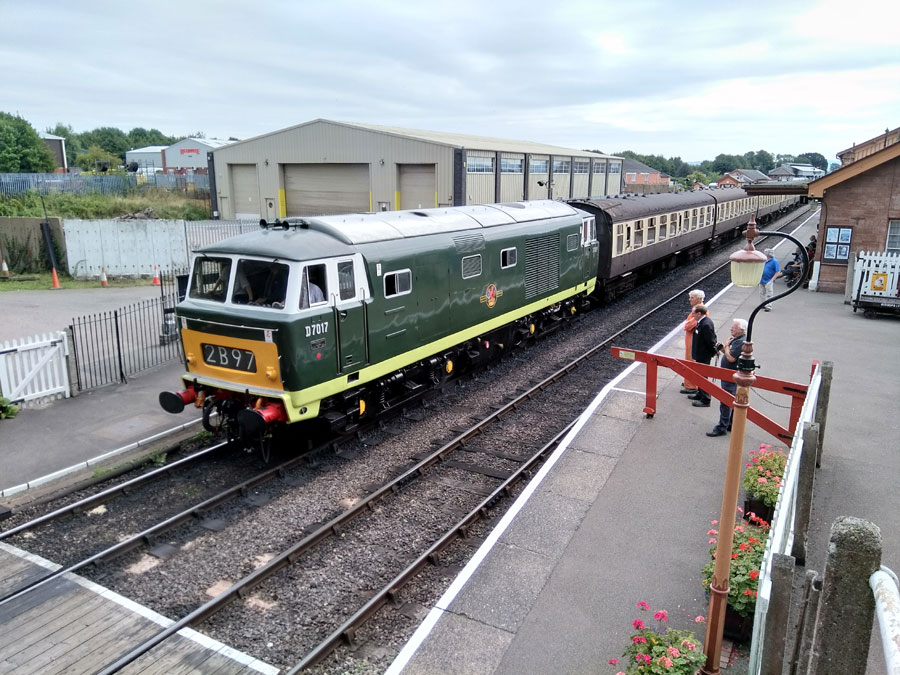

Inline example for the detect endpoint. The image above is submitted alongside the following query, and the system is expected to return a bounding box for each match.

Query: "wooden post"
[791,423,819,565]
[760,553,795,675]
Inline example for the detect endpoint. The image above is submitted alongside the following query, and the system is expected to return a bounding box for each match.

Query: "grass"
[0,272,151,292]
[0,188,211,220]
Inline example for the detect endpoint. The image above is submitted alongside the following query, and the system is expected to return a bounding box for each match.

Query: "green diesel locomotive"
[160,200,599,440]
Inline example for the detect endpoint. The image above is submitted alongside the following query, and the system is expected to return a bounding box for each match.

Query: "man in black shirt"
[689,304,717,407]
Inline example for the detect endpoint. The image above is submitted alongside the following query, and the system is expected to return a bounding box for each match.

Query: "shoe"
[680,388,697,395]
[688,394,702,400]
[692,400,711,407]
[706,429,726,437]
[727,425,732,432]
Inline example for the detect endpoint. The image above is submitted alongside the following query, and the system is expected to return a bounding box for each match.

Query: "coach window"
[647,217,656,244]
[384,269,412,298]
[634,220,643,248]
[691,209,698,229]
[658,215,667,240]
[337,260,355,301]
[300,263,328,309]
[501,247,517,269]
[616,223,625,255]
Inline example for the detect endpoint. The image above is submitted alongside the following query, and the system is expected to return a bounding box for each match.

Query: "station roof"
[742,182,811,196]
[127,145,168,153]
[808,141,900,199]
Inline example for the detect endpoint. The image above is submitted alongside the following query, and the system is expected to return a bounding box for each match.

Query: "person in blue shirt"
[758,249,781,311]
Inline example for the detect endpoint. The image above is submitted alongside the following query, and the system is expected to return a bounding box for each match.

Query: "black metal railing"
[69,292,184,391]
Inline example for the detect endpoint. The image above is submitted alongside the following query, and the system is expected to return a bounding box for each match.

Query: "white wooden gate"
[852,251,900,306]
[0,331,71,405]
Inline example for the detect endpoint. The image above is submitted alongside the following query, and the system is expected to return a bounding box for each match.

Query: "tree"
[796,152,828,171]
[79,127,130,160]
[74,144,121,172]
[0,112,56,172]
[828,162,840,173]
[774,153,795,167]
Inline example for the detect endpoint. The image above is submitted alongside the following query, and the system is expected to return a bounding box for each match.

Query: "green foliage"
[0,189,211,220]
[0,112,56,173]
[148,452,167,466]
[701,515,770,618]
[74,144,123,172]
[612,603,705,673]
[742,444,787,507]
[796,152,828,171]
[0,396,19,420]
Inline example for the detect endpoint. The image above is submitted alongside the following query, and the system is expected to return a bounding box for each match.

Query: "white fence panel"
[64,219,189,278]
[748,364,822,673]
[0,332,70,406]
[852,251,900,299]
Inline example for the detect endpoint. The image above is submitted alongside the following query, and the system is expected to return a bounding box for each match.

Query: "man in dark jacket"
[689,304,717,407]
[707,318,747,436]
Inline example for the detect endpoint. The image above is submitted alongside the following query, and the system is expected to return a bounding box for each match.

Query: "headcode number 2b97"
[305,321,329,338]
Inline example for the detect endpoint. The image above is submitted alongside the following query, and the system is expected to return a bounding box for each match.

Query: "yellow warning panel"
[871,273,888,292]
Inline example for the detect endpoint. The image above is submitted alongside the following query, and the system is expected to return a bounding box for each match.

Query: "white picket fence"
[851,250,900,306]
[0,332,71,406]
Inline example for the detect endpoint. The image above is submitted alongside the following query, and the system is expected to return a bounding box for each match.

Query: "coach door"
[580,216,598,281]
[332,258,367,374]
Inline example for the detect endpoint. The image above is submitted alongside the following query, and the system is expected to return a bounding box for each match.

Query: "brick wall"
[817,157,900,292]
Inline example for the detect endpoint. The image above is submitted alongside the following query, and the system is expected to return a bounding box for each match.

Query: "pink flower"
[707,529,718,535]
[735,525,745,533]
[657,656,674,668]
[758,477,768,483]
[632,635,647,644]
[608,658,618,665]
[681,639,697,650]
[694,615,706,623]
[636,601,649,610]
[711,520,718,525]
[632,619,644,630]
[642,654,652,665]
[654,609,668,621]
[709,538,716,544]
[737,506,744,513]
[667,647,681,658]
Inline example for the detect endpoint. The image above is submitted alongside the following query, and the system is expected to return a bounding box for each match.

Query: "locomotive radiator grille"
[525,233,560,299]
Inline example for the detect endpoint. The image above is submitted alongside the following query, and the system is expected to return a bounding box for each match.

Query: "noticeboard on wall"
[823,226,852,264]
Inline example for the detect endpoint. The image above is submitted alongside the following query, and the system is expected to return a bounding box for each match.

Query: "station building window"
[888,220,900,253]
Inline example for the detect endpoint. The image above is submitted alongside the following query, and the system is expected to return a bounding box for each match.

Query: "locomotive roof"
[196,201,581,259]
[303,200,582,245]
[572,188,748,221]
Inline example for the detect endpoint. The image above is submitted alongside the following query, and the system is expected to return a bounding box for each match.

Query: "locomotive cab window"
[232,259,289,309]
[300,263,328,309]
[581,217,596,245]
[337,261,355,301]
[189,256,231,303]
[500,247,517,269]
[384,269,412,298]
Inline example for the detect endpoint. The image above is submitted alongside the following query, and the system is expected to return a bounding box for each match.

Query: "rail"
[870,566,900,675]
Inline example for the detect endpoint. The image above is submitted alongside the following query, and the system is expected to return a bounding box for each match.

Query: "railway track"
[2,204,817,673]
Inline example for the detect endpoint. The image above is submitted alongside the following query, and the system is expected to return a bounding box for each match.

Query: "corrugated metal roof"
[337,120,619,159]
[40,133,65,140]
[177,137,232,149]
[127,145,168,153]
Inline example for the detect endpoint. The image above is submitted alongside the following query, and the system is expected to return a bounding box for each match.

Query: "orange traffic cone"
[51,268,61,290]
[1,259,9,277]
[151,265,161,286]
[100,267,109,287]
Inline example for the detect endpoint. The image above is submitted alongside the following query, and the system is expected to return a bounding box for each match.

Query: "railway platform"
[388,222,899,673]
[0,543,277,674]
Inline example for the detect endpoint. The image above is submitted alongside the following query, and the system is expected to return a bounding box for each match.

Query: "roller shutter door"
[284,164,370,216]
[231,164,260,218]
[399,164,436,209]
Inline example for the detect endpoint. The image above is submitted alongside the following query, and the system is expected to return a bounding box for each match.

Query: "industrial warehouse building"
[208,119,624,220]
[124,145,167,172]
[164,137,231,172]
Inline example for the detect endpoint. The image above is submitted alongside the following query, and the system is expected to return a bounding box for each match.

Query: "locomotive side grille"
[452,234,485,253]
[525,233,559,299]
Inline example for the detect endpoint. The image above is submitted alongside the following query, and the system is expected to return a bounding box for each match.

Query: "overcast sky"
[3,1,898,164]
